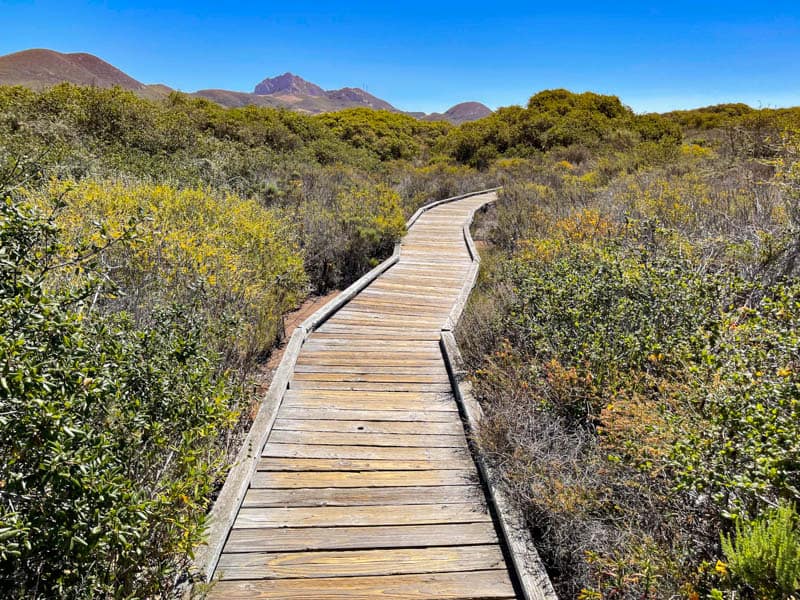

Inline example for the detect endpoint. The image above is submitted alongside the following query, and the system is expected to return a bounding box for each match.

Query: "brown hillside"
[0,49,145,90]
[425,101,492,124]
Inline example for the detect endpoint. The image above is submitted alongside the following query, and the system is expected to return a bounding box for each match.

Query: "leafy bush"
[0,197,239,597]
[441,89,682,167]
[673,283,800,518]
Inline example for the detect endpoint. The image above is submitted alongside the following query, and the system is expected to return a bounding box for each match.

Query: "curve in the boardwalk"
[208,192,521,600]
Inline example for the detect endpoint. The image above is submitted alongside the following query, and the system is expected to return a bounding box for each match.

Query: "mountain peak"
[423,101,493,124]
[254,72,324,96]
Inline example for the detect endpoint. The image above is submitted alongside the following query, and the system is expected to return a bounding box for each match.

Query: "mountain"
[254,72,324,96]
[424,102,493,124]
[0,49,492,122]
[243,73,398,113]
[0,49,174,101]
[0,48,147,90]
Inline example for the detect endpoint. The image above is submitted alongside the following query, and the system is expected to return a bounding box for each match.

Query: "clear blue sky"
[3,0,800,113]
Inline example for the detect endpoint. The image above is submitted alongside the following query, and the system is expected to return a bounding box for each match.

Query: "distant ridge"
[424,101,493,124]
[0,48,493,123]
[194,72,399,114]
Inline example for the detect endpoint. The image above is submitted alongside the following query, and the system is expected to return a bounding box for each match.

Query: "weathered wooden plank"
[280,394,456,412]
[276,407,459,422]
[273,419,463,435]
[232,502,491,529]
[297,350,442,360]
[223,522,500,553]
[289,381,453,392]
[334,310,446,324]
[369,282,461,295]
[283,388,452,398]
[215,545,506,581]
[309,330,442,341]
[208,569,515,599]
[293,359,445,369]
[250,470,474,489]
[346,297,451,309]
[339,308,448,321]
[352,290,455,304]
[255,458,472,472]
[268,430,467,448]
[302,340,441,351]
[323,319,443,330]
[382,268,465,279]
[291,372,446,384]
[295,356,444,367]
[261,443,469,461]
[379,276,465,287]
[314,324,440,337]
[243,485,483,508]
[355,292,454,307]
[293,365,446,375]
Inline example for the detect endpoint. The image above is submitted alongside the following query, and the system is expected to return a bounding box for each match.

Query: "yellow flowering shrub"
[681,143,714,159]
[30,178,307,362]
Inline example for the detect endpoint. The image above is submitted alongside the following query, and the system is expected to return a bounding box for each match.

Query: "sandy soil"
[266,291,340,368]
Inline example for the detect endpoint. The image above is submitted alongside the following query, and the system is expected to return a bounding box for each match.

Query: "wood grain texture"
[250,469,474,489]
[223,522,500,553]
[215,545,506,580]
[255,457,472,472]
[209,569,515,599]
[232,503,491,529]
[272,418,463,435]
[243,485,484,508]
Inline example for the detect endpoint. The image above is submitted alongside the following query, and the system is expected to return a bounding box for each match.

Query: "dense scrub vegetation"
[0,192,240,597]
[3,81,799,598]
[459,97,800,598]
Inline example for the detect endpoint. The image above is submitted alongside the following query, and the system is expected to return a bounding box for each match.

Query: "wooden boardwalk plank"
[215,545,506,580]
[261,443,470,461]
[267,430,467,448]
[223,522,500,553]
[272,418,464,435]
[210,570,515,599]
[242,485,484,507]
[233,503,491,529]
[256,457,472,472]
[250,470,474,489]
[288,381,453,392]
[276,407,459,422]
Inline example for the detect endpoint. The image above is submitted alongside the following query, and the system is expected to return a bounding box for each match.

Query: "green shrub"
[672,283,800,517]
[721,503,800,598]
[0,196,239,598]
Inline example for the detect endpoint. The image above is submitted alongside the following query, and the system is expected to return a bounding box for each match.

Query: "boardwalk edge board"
[439,202,558,600]
[192,187,500,583]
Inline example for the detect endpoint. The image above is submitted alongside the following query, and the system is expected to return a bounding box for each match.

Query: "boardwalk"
[209,191,519,599]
